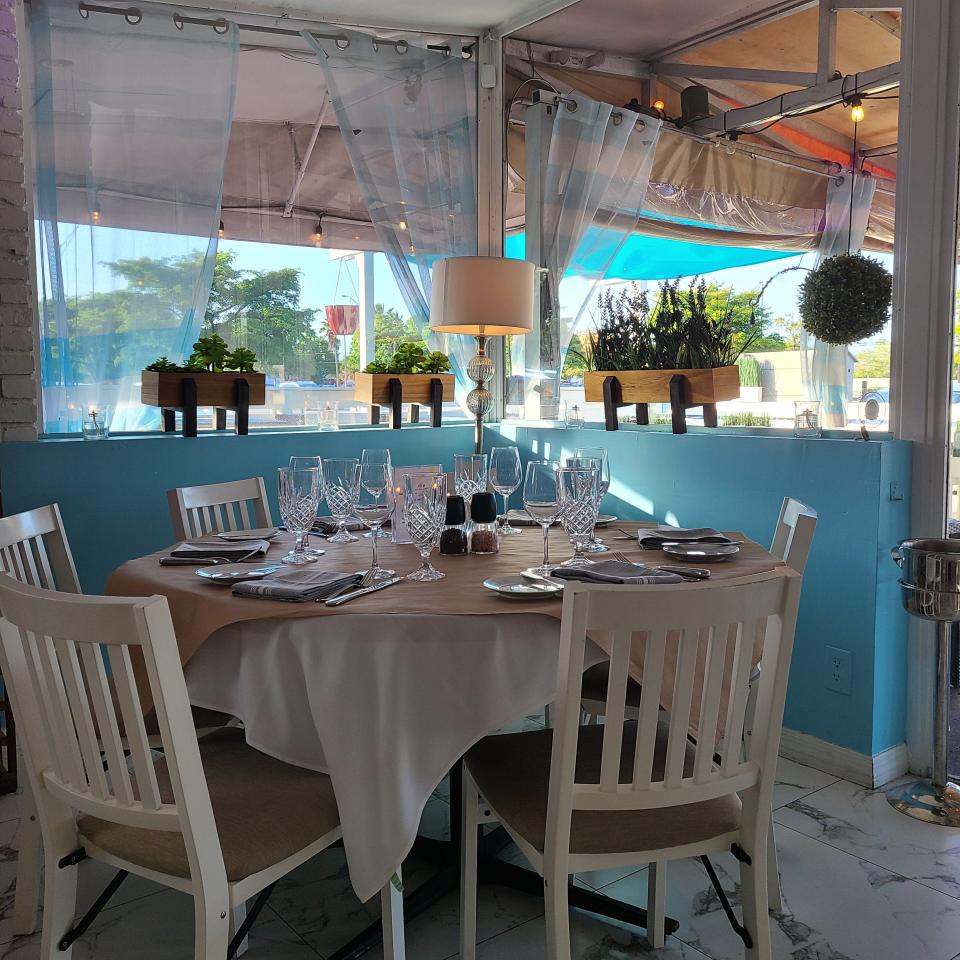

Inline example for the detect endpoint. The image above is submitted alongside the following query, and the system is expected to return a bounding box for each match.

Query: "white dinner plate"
[216,527,281,542]
[661,542,740,562]
[483,575,562,599]
[196,563,284,585]
[506,510,617,527]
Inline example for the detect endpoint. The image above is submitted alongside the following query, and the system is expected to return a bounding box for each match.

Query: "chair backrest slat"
[168,478,272,542]
[771,498,817,571]
[0,576,225,888]
[552,570,801,846]
[631,628,666,788]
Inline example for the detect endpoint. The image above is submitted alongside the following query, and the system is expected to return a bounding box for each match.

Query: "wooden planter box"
[584,366,740,434]
[141,370,266,437]
[354,372,455,429]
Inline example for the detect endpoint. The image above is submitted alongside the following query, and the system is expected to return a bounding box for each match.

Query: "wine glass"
[402,473,447,582]
[290,456,323,557]
[454,453,488,516]
[361,449,394,541]
[277,466,321,565]
[490,446,523,536]
[322,458,361,543]
[356,462,395,580]
[574,446,611,552]
[523,460,561,576]
[558,466,600,567]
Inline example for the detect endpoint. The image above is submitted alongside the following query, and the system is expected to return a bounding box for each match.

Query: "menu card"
[392,465,442,544]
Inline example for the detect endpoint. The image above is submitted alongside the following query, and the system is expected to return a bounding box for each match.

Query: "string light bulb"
[90,207,101,224]
[312,219,324,247]
[849,97,864,123]
[652,98,665,112]
[217,220,225,240]
[398,218,408,231]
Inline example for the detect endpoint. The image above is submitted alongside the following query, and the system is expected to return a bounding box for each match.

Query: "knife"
[323,576,404,606]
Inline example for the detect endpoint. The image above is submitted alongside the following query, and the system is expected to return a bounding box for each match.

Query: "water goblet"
[290,456,323,557]
[361,449,394,541]
[523,460,561,576]
[454,453,488,517]
[403,473,447,582]
[356,463,396,580]
[558,466,600,567]
[322,458,361,543]
[574,446,611,552]
[277,466,321,565]
[490,446,523,536]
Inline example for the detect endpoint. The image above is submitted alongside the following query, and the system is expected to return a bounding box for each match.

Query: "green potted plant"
[353,343,454,428]
[140,337,266,436]
[579,279,755,432]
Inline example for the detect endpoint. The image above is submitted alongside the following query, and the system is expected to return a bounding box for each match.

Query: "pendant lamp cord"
[847,117,858,254]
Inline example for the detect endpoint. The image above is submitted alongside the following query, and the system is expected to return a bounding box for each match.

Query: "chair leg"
[14,779,42,936]
[647,861,666,948]
[543,863,571,960]
[230,901,249,958]
[460,767,479,960]
[766,814,782,911]
[194,887,230,960]
[543,702,552,727]
[740,844,771,960]
[39,851,78,960]
[381,869,406,960]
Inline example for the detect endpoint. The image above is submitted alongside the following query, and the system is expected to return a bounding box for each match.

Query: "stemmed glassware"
[523,460,561,576]
[558,466,601,567]
[574,446,611,552]
[361,449,393,541]
[355,463,396,580]
[489,446,523,536]
[402,473,447,582]
[277,466,321,565]
[322,458,361,544]
[290,456,323,558]
[454,453,488,524]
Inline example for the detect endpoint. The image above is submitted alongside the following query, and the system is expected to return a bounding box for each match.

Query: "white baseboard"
[779,728,909,788]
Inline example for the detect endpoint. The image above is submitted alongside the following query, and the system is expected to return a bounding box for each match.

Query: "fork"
[609,551,710,581]
[321,568,375,603]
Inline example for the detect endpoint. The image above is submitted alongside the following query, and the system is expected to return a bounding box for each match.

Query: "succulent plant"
[144,357,180,372]
[225,346,258,373]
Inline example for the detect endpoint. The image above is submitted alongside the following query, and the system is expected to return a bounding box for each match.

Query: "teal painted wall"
[489,424,913,757]
[0,422,912,757]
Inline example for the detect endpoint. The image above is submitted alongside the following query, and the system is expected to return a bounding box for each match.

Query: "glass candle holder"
[82,408,110,440]
[794,400,822,439]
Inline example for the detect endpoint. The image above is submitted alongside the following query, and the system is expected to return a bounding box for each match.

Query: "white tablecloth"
[184,612,601,902]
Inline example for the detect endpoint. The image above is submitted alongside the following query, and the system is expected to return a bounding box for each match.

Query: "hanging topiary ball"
[798,252,892,346]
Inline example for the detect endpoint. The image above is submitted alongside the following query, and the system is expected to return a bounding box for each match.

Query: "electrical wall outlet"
[825,646,853,695]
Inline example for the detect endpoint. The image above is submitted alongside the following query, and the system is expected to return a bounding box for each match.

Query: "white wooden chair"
[0,504,231,937]
[461,569,802,960]
[168,477,273,541]
[0,575,406,960]
[579,497,817,911]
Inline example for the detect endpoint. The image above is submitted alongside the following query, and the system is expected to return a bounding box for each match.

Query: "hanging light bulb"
[408,241,415,255]
[398,218,408,231]
[217,220,225,240]
[849,97,864,123]
[90,206,101,224]
[312,219,324,247]
[652,98,665,112]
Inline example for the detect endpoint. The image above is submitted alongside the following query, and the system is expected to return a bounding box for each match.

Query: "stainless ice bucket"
[898,580,960,622]
[891,537,960,593]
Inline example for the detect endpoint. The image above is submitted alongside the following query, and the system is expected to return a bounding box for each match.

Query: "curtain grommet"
[123,6,142,24]
[212,17,229,34]
[173,11,184,29]
[336,36,350,49]
[394,39,409,55]
[78,2,90,19]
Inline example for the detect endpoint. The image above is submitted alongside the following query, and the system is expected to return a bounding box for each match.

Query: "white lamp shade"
[429,256,535,336]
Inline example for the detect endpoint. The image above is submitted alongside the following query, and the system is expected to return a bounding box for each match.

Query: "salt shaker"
[439,496,468,556]
[469,492,499,555]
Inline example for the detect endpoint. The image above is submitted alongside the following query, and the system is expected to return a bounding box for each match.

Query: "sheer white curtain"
[802,173,877,427]
[305,29,478,400]
[519,95,661,415]
[30,0,238,432]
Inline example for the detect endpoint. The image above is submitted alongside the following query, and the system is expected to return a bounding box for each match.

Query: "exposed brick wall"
[0,0,36,443]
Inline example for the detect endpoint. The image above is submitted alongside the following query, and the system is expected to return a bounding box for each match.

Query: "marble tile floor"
[2,755,960,960]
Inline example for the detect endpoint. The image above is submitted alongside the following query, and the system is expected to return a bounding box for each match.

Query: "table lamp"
[430,256,534,453]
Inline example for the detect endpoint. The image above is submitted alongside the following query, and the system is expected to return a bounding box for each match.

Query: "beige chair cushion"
[465,720,741,856]
[580,661,642,708]
[78,729,339,882]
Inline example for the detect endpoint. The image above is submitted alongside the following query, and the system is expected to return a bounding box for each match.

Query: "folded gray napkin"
[550,561,683,585]
[233,569,361,602]
[313,517,366,534]
[170,539,271,560]
[637,526,732,549]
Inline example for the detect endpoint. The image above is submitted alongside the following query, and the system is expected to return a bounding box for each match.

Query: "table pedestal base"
[887,778,960,826]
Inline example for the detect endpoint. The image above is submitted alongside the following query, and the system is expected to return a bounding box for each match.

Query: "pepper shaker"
[439,496,468,556]
[469,492,499,555]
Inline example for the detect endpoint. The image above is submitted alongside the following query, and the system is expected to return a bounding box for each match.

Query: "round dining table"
[106,522,784,904]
